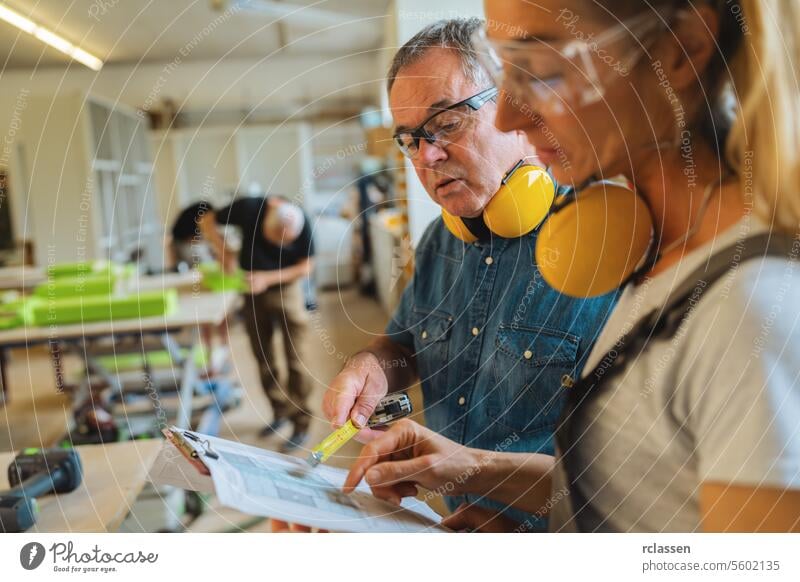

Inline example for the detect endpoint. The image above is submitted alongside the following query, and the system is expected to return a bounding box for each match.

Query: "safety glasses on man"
[392,86,498,158]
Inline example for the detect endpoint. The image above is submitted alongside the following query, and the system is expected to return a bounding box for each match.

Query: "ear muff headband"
[442,163,555,242]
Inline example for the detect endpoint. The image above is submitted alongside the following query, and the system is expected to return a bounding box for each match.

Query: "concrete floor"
[0,288,432,531]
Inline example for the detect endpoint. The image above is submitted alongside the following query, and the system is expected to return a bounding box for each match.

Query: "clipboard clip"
[162,427,218,477]
[182,430,220,460]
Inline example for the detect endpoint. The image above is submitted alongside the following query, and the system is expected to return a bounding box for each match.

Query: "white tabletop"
[127,270,203,293]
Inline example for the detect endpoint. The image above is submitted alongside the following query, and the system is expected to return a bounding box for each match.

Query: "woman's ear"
[658,5,720,91]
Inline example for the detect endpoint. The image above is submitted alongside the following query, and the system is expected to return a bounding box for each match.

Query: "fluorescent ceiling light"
[34,27,74,55]
[71,48,103,71]
[0,2,103,70]
[0,4,34,33]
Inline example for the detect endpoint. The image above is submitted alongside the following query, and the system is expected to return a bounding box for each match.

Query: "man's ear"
[656,5,720,91]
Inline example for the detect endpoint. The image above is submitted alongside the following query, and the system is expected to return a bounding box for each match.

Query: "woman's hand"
[343,419,484,504]
[441,503,523,532]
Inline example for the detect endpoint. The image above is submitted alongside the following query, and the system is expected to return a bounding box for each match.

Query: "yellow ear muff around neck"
[483,165,555,239]
[441,208,478,243]
[440,163,556,242]
[535,182,654,298]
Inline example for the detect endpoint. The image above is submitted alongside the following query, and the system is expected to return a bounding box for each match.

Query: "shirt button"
[485,256,494,265]
[458,396,466,406]
[471,327,479,336]
[523,350,533,360]
[561,374,575,388]
[421,331,428,339]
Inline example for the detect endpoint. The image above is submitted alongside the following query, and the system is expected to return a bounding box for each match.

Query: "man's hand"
[322,352,389,442]
[246,270,280,294]
[246,260,312,293]
[342,419,482,505]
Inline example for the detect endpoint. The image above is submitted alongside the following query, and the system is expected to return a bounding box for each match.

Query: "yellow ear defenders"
[441,160,556,243]
[441,162,655,298]
[535,180,655,298]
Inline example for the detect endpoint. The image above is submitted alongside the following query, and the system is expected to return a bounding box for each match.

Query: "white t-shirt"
[549,215,800,532]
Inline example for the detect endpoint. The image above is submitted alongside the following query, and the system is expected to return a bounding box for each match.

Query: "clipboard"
[162,427,214,476]
[155,426,447,532]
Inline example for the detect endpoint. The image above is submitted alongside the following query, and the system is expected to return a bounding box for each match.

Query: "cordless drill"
[0,448,83,532]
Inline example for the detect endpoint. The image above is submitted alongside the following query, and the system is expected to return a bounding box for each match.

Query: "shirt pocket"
[489,324,580,436]
[409,306,453,394]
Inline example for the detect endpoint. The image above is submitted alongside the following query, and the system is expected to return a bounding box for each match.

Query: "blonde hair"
[601,1,800,234]
[726,0,800,234]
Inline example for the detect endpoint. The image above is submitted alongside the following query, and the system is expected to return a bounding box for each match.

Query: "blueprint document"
[156,428,446,533]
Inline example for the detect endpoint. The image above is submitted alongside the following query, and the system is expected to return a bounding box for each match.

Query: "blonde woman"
[343,1,800,532]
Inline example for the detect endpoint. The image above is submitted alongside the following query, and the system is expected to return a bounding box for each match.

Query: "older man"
[323,18,616,526]
[200,195,314,451]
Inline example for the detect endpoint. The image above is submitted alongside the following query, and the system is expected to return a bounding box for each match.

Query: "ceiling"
[0,0,391,69]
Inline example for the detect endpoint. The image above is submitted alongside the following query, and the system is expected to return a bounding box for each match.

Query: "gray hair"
[267,200,305,241]
[386,18,491,93]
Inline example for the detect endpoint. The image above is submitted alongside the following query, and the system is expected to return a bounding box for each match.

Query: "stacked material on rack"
[46,260,114,279]
[33,272,117,299]
[0,292,25,329]
[25,289,178,326]
[0,261,177,328]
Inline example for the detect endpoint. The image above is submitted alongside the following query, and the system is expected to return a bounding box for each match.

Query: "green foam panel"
[26,290,179,327]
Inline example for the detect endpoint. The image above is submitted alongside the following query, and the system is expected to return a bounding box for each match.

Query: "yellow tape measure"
[306,393,412,468]
[307,420,360,467]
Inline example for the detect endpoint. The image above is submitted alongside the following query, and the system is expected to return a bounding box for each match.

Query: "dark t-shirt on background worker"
[209,195,315,451]
[215,196,314,273]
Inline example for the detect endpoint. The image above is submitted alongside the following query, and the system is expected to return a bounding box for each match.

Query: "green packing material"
[0,297,29,329]
[46,260,113,279]
[0,313,22,330]
[26,289,179,327]
[199,263,248,292]
[33,274,116,299]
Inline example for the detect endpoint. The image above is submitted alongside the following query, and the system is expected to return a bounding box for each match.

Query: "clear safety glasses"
[393,87,498,159]
[471,12,670,114]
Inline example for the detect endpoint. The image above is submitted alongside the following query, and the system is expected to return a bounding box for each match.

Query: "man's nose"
[416,137,447,165]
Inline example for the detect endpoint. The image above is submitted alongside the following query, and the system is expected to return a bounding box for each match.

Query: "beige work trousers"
[242,281,311,431]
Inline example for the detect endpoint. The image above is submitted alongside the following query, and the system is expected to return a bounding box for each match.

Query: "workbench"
[0,291,240,443]
[0,440,161,532]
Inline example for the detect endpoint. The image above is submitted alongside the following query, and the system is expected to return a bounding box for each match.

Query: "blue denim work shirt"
[386,218,618,528]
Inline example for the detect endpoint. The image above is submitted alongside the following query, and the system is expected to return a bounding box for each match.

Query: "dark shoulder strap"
[554,231,798,523]
[564,232,798,417]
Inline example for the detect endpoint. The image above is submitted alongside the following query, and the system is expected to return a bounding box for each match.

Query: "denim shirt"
[386,218,618,528]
